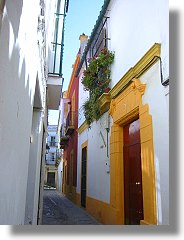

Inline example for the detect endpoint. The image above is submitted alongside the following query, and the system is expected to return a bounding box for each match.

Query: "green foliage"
[82,48,115,126]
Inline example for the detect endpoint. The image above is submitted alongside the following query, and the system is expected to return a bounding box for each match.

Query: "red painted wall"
[66,75,79,187]
[64,54,80,188]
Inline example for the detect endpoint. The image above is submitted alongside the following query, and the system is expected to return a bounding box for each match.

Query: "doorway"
[47,172,55,187]
[123,118,144,225]
[69,151,74,193]
[81,146,87,208]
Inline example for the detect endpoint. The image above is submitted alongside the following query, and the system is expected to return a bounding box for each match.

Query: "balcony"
[47,141,57,147]
[60,136,69,149]
[47,75,63,110]
[65,111,77,135]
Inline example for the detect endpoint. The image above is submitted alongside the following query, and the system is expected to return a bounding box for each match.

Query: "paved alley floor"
[42,190,100,225]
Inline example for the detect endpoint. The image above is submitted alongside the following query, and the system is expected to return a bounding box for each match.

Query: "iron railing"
[65,111,77,132]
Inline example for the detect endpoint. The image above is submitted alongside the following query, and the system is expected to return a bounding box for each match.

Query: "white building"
[0,0,67,225]
[45,125,61,188]
[76,0,169,225]
[57,92,70,192]
[46,0,68,110]
[44,0,69,192]
[0,0,47,225]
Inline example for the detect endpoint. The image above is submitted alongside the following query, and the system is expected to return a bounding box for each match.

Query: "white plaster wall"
[0,0,46,224]
[24,110,44,225]
[140,62,169,225]
[107,0,169,224]
[107,0,169,86]
[57,160,63,192]
[46,128,59,165]
[78,70,89,127]
[77,0,169,224]
[77,112,110,203]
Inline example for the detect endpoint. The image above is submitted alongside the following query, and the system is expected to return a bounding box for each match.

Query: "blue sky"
[62,0,104,91]
[48,0,104,125]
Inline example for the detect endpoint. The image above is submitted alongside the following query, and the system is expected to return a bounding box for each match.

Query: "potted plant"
[82,48,115,126]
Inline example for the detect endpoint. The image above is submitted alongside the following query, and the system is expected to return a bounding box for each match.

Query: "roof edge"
[75,0,111,77]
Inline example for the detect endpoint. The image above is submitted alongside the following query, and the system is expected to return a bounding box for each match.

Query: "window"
[51,153,55,161]
[50,136,55,146]
[88,17,109,60]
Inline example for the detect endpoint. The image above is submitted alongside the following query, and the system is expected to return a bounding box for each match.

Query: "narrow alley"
[42,190,100,225]
[0,0,169,226]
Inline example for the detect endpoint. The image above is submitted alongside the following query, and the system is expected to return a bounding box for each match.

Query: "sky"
[62,0,105,91]
[48,0,104,125]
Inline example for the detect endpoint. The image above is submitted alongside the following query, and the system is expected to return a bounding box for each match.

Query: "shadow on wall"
[0,0,38,225]
[0,0,33,136]
[5,0,23,38]
[10,9,178,231]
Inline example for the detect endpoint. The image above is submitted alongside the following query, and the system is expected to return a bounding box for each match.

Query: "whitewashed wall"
[107,0,169,86]
[24,110,44,225]
[77,112,111,203]
[57,160,63,192]
[140,62,169,225]
[0,0,46,224]
[77,0,169,225]
[107,0,169,225]
[78,70,89,128]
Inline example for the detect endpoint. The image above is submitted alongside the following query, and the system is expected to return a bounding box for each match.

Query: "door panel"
[123,119,143,225]
[81,147,87,207]
[47,172,55,187]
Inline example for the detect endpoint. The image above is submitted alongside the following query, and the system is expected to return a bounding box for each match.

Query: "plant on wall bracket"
[82,48,115,126]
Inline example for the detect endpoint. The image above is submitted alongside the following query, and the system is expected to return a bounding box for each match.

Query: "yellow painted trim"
[77,120,88,134]
[99,93,111,114]
[64,185,77,204]
[81,140,88,149]
[76,192,81,207]
[71,90,75,111]
[67,54,80,97]
[109,79,157,225]
[110,43,161,98]
[79,44,160,127]
[140,220,150,225]
[86,196,115,224]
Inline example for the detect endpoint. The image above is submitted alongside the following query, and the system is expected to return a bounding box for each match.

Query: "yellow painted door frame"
[109,79,157,225]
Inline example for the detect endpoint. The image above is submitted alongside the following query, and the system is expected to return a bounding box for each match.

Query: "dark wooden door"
[123,119,144,225]
[47,172,55,187]
[81,147,87,208]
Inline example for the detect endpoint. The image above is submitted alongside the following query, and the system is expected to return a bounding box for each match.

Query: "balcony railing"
[65,111,77,135]
[60,135,69,149]
[47,141,58,147]
[89,17,109,59]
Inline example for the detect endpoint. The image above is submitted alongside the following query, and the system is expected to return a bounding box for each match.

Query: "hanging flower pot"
[82,48,115,126]
[104,87,111,93]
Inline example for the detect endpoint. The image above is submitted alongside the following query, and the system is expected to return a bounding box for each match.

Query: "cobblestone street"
[42,190,100,225]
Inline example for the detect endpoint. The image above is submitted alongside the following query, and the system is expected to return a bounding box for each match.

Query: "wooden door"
[81,147,87,208]
[47,172,55,187]
[123,119,143,225]
[69,151,74,193]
